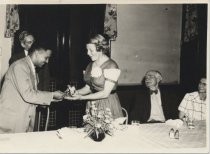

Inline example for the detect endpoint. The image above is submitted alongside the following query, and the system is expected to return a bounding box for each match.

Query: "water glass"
[131,120,140,126]
[187,119,195,129]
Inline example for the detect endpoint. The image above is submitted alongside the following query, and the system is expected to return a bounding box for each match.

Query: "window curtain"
[180,4,207,92]
[5,5,20,38]
[104,4,117,40]
[182,5,198,43]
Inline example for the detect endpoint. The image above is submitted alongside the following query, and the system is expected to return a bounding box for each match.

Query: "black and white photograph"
[0,0,209,153]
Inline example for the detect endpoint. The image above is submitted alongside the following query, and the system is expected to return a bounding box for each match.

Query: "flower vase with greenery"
[83,101,114,142]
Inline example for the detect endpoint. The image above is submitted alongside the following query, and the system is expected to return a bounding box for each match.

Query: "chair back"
[121,107,128,125]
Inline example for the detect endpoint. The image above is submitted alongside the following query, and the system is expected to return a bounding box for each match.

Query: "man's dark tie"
[150,89,158,95]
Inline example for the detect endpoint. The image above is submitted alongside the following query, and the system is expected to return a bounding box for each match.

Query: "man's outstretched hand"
[53,90,65,101]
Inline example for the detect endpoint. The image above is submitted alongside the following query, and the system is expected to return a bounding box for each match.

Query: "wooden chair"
[37,106,50,131]
[121,107,128,125]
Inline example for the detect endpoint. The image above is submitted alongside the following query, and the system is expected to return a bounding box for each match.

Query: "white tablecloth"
[0,120,208,153]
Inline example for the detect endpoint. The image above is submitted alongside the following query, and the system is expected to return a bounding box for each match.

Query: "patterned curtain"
[183,5,198,43]
[5,5,20,38]
[104,4,117,40]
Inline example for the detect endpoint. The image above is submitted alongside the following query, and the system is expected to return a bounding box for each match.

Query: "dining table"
[0,120,208,153]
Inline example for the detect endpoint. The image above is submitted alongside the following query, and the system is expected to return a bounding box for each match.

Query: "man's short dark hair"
[28,42,49,54]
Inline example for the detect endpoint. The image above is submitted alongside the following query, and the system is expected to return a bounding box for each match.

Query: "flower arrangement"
[83,101,114,141]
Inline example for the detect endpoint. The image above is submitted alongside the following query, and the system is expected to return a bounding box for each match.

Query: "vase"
[90,128,105,142]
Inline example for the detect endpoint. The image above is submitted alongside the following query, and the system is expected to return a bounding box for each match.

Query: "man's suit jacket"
[130,86,183,123]
[0,56,53,133]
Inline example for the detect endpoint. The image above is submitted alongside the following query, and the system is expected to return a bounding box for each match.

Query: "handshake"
[64,85,77,96]
[63,85,81,100]
[52,85,80,102]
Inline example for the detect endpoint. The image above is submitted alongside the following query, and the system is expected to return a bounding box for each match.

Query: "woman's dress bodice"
[84,58,123,119]
[84,59,119,92]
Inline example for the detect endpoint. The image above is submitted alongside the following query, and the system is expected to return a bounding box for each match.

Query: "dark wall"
[15,4,106,91]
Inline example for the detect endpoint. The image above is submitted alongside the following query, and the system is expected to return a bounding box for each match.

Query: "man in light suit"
[0,44,64,134]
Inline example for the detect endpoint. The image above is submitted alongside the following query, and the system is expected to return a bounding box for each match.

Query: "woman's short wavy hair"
[88,34,110,55]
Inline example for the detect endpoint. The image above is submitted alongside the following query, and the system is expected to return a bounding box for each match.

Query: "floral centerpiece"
[83,101,114,142]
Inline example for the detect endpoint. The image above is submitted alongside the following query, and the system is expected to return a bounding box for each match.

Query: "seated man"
[130,70,167,123]
[178,78,206,121]
[144,70,166,122]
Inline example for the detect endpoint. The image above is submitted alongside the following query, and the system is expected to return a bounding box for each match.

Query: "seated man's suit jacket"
[129,86,183,123]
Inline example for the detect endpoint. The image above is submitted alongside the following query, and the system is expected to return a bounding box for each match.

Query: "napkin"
[56,127,85,140]
[165,119,183,128]
[113,117,127,125]
[112,117,127,131]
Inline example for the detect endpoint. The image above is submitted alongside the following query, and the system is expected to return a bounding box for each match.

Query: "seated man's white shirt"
[148,89,165,122]
[178,92,206,120]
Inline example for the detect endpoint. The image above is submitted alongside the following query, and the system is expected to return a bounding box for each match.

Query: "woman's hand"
[64,94,81,100]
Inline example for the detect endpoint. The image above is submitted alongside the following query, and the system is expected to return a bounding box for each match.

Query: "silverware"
[174,130,179,139]
[56,130,63,139]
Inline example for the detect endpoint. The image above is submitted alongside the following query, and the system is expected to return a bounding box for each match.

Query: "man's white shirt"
[148,89,165,122]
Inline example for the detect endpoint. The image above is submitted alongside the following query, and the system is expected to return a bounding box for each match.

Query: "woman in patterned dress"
[64,34,123,119]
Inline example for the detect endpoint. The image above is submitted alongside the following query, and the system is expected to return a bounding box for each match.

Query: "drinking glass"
[187,118,195,129]
[131,120,140,126]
